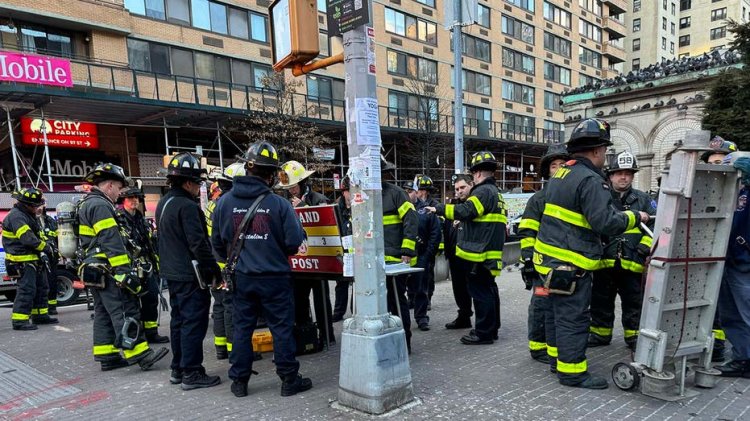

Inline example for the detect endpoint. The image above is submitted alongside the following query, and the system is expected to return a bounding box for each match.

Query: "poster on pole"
[354,97,381,146]
[366,26,376,75]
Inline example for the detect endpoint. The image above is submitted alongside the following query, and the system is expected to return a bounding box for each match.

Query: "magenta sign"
[0,51,73,87]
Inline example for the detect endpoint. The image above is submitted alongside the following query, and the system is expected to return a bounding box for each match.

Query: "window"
[250,13,268,42]
[680,0,691,11]
[662,17,667,30]
[166,0,190,24]
[388,90,438,120]
[478,5,491,28]
[125,0,146,14]
[679,34,690,47]
[209,2,228,34]
[579,46,601,68]
[632,38,641,51]
[579,19,601,42]
[12,25,73,58]
[544,2,571,28]
[307,75,344,102]
[504,112,535,136]
[671,22,676,34]
[505,0,535,12]
[543,120,564,142]
[229,8,249,39]
[386,49,438,83]
[502,48,535,75]
[680,17,691,28]
[544,62,571,85]
[662,37,667,50]
[191,0,211,29]
[712,8,727,21]
[671,2,676,14]
[252,63,272,89]
[633,0,641,12]
[632,58,640,70]
[711,26,726,40]
[319,32,329,56]
[125,0,167,19]
[578,0,601,16]
[670,41,675,54]
[579,73,599,87]
[633,18,641,32]
[416,0,435,7]
[170,47,194,77]
[317,0,326,12]
[384,8,437,45]
[451,33,491,62]
[543,32,571,58]
[502,15,535,44]
[464,105,492,127]
[663,0,667,9]
[502,80,535,105]
[452,68,492,95]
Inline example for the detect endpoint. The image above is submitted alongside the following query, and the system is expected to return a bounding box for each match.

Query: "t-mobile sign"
[0,51,73,87]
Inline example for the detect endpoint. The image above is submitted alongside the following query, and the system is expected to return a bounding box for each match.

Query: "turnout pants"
[466,262,498,341]
[719,263,750,361]
[11,263,49,324]
[590,266,643,346]
[211,288,227,350]
[91,276,149,363]
[410,255,431,326]
[229,274,299,381]
[168,279,211,372]
[550,271,593,385]
[46,258,58,308]
[333,280,351,318]
[140,273,161,335]
[448,256,473,321]
[386,275,411,348]
[528,275,548,358]
[293,278,334,342]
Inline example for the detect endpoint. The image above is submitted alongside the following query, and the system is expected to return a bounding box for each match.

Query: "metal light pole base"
[337,315,414,415]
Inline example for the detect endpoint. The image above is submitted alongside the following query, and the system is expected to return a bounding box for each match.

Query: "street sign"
[443,0,478,28]
[326,0,370,36]
[289,205,345,275]
[20,117,99,149]
[269,0,320,72]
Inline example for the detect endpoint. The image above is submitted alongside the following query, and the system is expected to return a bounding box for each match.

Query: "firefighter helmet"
[276,160,315,189]
[540,143,570,179]
[119,186,145,199]
[416,175,435,191]
[223,162,247,179]
[166,153,206,182]
[401,180,416,191]
[244,141,280,169]
[84,163,129,186]
[700,136,739,163]
[566,118,612,153]
[469,151,498,172]
[12,187,44,207]
[606,151,639,174]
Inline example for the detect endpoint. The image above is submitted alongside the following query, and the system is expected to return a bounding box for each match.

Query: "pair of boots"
[231,373,312,398]
[12,314,59,331]
[100,347,169,372]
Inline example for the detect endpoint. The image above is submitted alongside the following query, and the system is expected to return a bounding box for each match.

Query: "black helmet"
[416,175,434,191]
[84,163,129,186]
[566,118,612,153]
[540,143,570,179]
[606,151,639,174]
[167,153,206,181]
[12,187,44,207]
[700,136,739,163]
[401,181,416,191]
[244,141,280,169]
[119,186,145,200]
[469,151,498,172]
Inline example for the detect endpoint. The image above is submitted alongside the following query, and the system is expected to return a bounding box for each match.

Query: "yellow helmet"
[275,160,315,189]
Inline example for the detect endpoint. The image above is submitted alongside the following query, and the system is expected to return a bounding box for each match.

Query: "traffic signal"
[269,0,320,72]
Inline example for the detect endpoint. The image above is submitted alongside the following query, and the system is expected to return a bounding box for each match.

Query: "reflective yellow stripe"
[383,215,401,225]
[713,329,726,340]
[590,326,613,336]
[557,359,587,374]
[474,213,507,223]
[37,308,48,315]
[529,340,547,351]
[438,242,444,250]
[79,225,95,236]
[35,241,46,252]
[385,256,402,263]
[226,342,233,352]
[455,246,502,263]
[467,196,485,216]
[6,254,39,262]
[16,224,31,237]
[534,262,552,276]
[108,254,131,267]
[624,227,641,235]
[2,230,18,238]
[401,238,416,251]
[47,230,58,237]
[48,299,58,305]
[520,237,536,249]
[122,341,149,359]
[217,261,226,269]
[31,308,39,315]
[144,321,158,329]
[518,218,540,231]
[490,269,500,276]
[445,204,455,220]
[533,239,603,271]
[93,344,119,355]
[11,312,29,321]
[625,211,637,231]
[624,329,638,338]
[620,259,644,273]
[215,336,227,346]
[93,217,118,234]
[601,258,616,268]
[639,235,652,248]
[397,201,414,219]
[543,203,591,230]
[547,346,558,358]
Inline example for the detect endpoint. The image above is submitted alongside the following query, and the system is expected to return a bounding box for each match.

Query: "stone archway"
[647,112,703,192]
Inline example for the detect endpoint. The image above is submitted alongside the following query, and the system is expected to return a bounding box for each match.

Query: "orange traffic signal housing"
[269,0,320,72]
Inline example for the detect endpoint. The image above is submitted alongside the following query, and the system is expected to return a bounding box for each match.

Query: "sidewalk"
[0,269,748,420]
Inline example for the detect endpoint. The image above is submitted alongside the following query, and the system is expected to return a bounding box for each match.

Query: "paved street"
[0,268,748,420]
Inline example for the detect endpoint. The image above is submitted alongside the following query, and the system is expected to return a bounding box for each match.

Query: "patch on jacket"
[738,194,747,212]
[602,182,610,190]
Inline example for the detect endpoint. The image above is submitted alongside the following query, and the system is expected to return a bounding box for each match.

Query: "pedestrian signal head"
[12,187,45,207]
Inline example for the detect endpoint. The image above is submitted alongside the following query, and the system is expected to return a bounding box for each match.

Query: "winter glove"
[114,272,143,296]
[733,157,750,185]
[636,242,651,257]
[521,259,536,290]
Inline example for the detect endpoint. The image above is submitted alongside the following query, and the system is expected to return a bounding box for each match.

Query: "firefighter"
[588,151,656,350]
[276,160,335,346]
[427,151,506,345]
[332,176,352,322]
[518,143,569,363]
[38,206,59,315]
[156,153,222,390]
[4,188,56,330]
[211,141,312,398]
[381,157,418,352]
[701,136,739,362]
[79,163,168,371]
[415,175,442,308]
[117,186,169,344]
[533,119,650,389]
[444,174,475,330]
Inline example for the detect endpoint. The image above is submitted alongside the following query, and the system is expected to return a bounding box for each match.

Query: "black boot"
[566,375,609,389]
[531,350,550,364]
[461,332,493,345]
[231,379,248,397]
[625,337,638,351]
[31,315,59,325]
[170,369,183,384]
[280,374,313,397]
[587,334,611,347]
[712,339,726,362]
[216,345,229,360]
[101,357,130,371]
[48,305,58,315]
[136,347,169,371]
[12,321,38,331]
[181,369,221,391]
[145,330,170,344]
[715,360,750,378]
[445,318,472,329]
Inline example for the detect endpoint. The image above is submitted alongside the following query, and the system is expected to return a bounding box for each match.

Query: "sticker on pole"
[367,27,376,75]
[354,97,381,146]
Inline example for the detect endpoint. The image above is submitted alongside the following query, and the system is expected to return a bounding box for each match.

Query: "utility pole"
[452,0,464,174]
[336,23,414,414]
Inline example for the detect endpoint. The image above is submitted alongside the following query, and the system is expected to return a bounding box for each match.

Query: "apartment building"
[0,0,621,192]
[625,0,750,72]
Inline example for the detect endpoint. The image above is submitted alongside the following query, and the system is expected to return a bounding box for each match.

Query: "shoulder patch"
[565,159,577,166]
[602,182,610,190]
